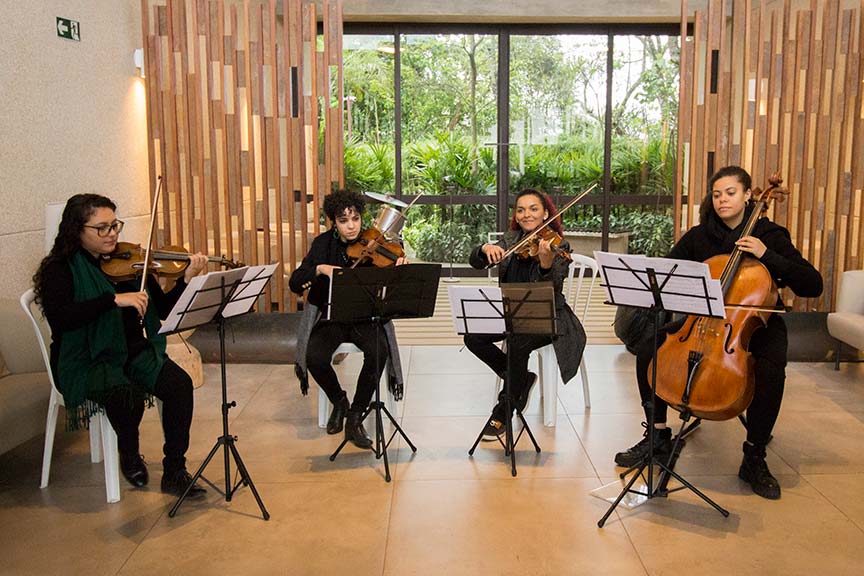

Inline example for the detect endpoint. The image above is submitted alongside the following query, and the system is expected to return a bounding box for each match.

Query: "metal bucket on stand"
[374,205,406,240]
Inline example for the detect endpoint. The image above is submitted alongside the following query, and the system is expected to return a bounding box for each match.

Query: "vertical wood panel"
[143,0,337,311]
[678,0,860,311]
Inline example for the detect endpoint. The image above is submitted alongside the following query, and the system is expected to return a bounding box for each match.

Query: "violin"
[651,174,789,421]
[100,241,241,282]
[345,228,405,268]
[515,228,573,263]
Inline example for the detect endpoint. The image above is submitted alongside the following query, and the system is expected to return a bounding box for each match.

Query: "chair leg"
[100,413,121,503]
[89,412,104,464]
[579,358,590,409]
[539,346,557,427]
[834,341,842,371]
[318,387,329,429]
[40,393,61,489]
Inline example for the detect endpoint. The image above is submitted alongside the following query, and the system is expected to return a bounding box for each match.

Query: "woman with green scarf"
[33,194,208,498]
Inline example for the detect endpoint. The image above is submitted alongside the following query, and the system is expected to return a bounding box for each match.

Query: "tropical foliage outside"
[342,32,680,261]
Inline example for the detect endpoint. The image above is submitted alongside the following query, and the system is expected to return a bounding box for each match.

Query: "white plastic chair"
[317,343,396,428]
[20,289,121,503]
[509,254,599,427]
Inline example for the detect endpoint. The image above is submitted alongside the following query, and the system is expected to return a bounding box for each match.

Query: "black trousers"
[636,314,788,448]
[100,358,194,473]
[463,333,552,405]
[306,321,388,412]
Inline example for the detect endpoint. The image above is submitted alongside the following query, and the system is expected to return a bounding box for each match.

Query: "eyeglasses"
[83,220,125,237]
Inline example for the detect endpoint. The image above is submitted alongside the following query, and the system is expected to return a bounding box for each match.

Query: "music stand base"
[329,399,416,483]
[168,432,270,520]
[468,408,541,477]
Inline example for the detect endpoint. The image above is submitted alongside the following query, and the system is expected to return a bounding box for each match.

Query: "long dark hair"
[509,188,564,235]
[699,165,752,225]
[33,194,116,304]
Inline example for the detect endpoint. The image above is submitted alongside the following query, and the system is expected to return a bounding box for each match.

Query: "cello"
[652,174,788,421]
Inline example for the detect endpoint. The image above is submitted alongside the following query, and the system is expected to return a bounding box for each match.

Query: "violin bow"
[488,182,598,267]
[139,175,163,293]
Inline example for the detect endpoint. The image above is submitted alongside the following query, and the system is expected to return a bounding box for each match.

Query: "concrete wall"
[0,1,150,301]
[342,0,706,23]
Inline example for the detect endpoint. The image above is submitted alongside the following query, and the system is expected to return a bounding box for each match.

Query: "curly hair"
[323,189,366,222]
[700,166,752,225]
[509,188,564,235]
[33,194,116,305]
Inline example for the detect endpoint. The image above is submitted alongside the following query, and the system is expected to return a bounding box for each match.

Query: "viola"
[651,174,789,421]
[514,228,573,263]
[100,241,241,282]
[345,228,405,268]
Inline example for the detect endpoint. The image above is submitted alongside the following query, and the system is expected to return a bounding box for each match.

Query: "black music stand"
[161,265,277,520]
[327,263,440,482]
[453,283,555,477]
[593,253,729,527]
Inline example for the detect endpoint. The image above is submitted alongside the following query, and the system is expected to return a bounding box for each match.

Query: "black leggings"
[463,333,552,403]
[306,321,388,412]
[637,314,788,447]
[100,359,194,473]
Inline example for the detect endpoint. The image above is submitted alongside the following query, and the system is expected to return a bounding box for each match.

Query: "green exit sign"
[56,17,80,42]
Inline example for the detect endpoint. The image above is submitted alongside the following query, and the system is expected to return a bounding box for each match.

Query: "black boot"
[481,401,508,440]
[739,442,781,499]
[326,393,349,435]
[120,453,149,487]
[515,371,538,413]
[614,426,673,468]
[345,409,373,449]
[161,468,207,499]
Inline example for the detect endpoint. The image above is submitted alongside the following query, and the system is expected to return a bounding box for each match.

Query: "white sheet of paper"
[221,264,278,318]
[447,286,506,335]
[594,251,725,317]
[158,267,248,334]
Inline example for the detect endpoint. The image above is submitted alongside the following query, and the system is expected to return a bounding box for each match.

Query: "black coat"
[469,230,587,384]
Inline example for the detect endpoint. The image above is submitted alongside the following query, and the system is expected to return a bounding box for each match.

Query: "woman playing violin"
[614,166,822,499]
[289,189,407,449]
[32,193,208,497]
[466,188,587,439]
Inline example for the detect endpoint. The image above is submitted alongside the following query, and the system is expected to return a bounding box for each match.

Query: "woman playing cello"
[32,193,209,497]
[466,188,587,439]
[614,166,822,499]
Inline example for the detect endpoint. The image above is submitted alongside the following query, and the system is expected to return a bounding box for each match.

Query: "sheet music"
[158,267,248,334]
[221,264,279,318]
[447,286,506,335]
[594,251,725,318]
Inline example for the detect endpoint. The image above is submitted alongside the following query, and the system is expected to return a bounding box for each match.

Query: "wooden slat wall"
[678,0,863,311]
[142,0,340,311]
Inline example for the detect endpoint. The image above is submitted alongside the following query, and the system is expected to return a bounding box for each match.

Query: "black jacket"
[669,206,823,299]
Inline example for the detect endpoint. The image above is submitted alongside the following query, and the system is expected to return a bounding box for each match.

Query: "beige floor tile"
[2,347,861,576]
[770,410,864,474]
[383,478,647,576]
[390,414,596,481]
[0,485,164,576]
[803,473,864,531]
[117,481,392,576]
[557,370,644,415]
[580,344,635,373]
[614,475,864,576]
[401,372,499,418]
[781,364,864,413]
[408,345,490,374]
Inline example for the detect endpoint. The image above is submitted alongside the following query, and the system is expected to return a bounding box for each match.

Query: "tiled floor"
[1,345,862,575]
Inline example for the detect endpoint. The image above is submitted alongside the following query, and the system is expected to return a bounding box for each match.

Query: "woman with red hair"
[466,188,586,438]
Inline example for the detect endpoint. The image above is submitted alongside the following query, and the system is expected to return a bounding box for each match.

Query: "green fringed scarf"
[56,251,167,429]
